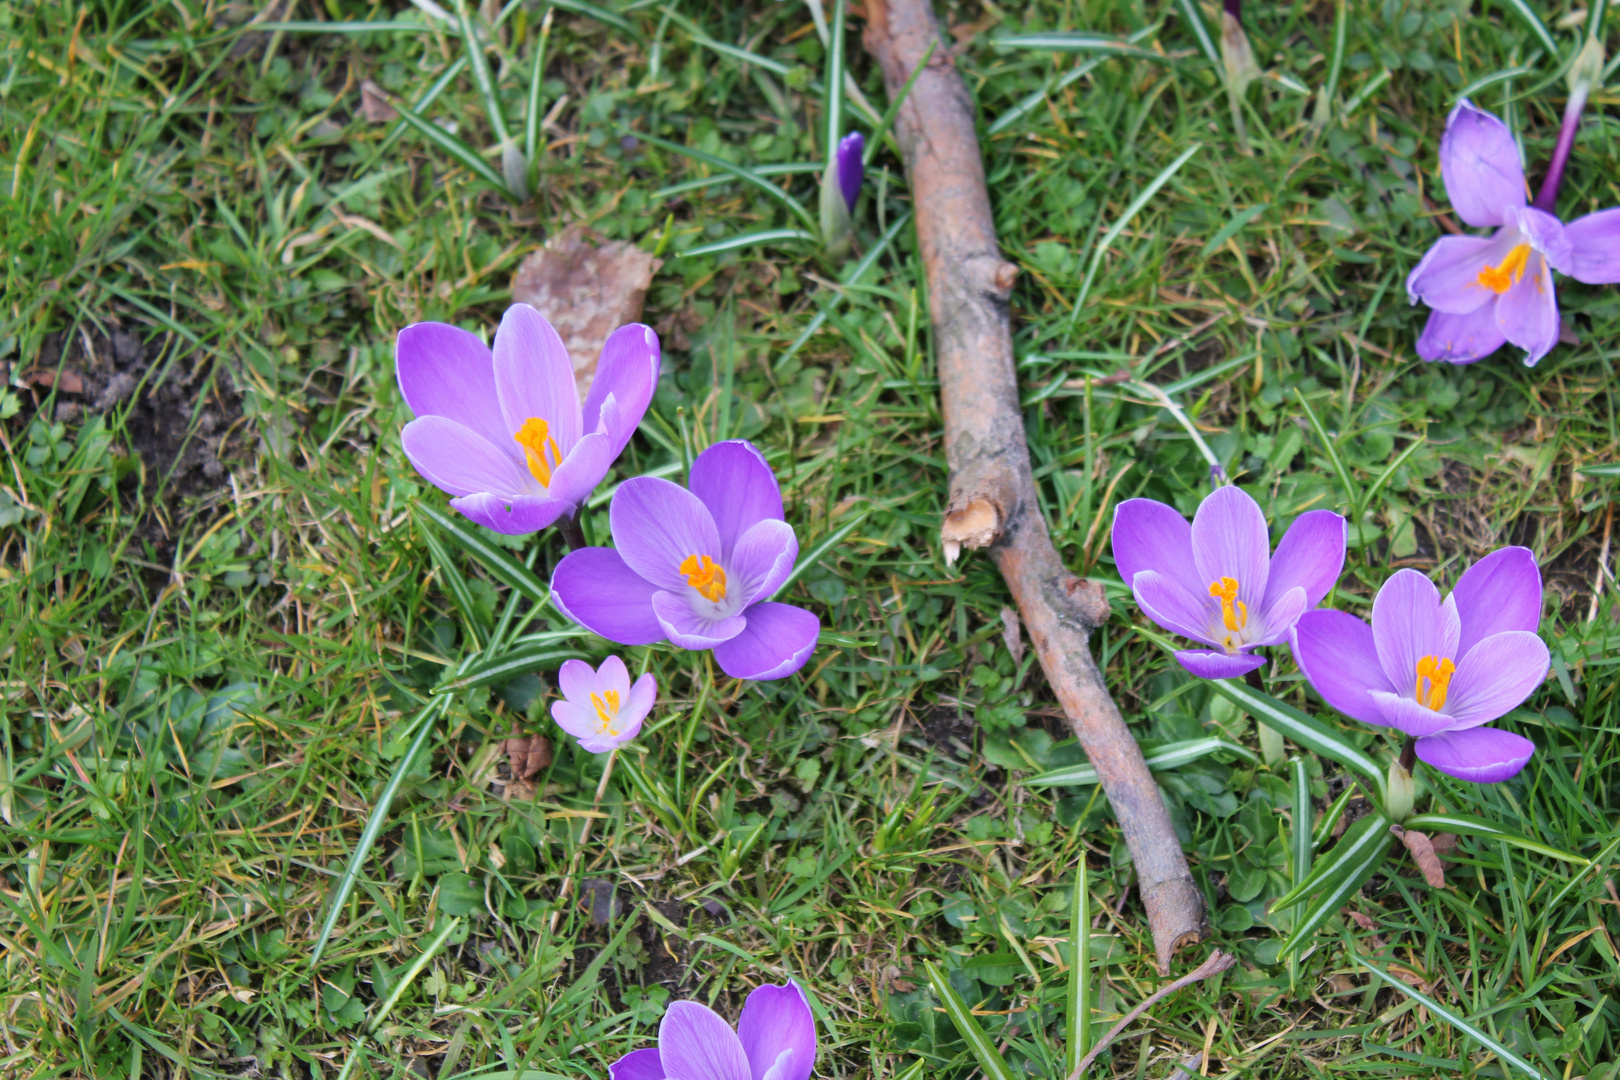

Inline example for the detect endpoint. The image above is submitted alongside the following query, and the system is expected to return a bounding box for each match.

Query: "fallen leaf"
[22,368,85,394]
[999,607,1024,665]
[511,224,662,400]
[503,733,552,781]
[1391,825,1447,888]
[359,79,397,123]
[1347,909,1378,932]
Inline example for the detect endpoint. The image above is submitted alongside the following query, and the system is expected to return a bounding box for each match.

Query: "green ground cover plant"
[2,0,1617,1077]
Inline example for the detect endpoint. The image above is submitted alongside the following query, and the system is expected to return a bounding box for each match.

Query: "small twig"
[1066,951,1237,1080]
[1588,502,1613,623]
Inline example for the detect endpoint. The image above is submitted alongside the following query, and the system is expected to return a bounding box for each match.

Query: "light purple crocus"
[1406,100,1620,366]
[395,304,659,534]
[1291,547,1548,783]
[550,655,655,753]
[1111,486,1346,679]
[610,980,816,1080]
[550,440,819,681]
[836,132,864,213]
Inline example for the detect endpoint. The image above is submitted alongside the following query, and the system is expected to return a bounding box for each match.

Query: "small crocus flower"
[610,980,816,1080]
[1291,547,1548,783]
[395,304,659,535]
[550,655,654,753]
[835,132,864,213]
[550,440,819,681]
[1407,100,1620,365]
[1111,486,1347,679]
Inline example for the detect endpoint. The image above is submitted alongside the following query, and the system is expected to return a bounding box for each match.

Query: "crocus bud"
[1568,34,1605,99]
[836,131,864,212]
[501,138,531,202]
[1219,8,1258,97]
[1386,757,1416,823]
[820,131,864,259]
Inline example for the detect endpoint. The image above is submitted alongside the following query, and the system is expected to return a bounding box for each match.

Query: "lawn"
[2,0,1618,1077]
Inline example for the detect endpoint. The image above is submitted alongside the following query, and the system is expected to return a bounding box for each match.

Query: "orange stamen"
[513,417,563,487]
[1207,576,1248,633]
[679,554,728,602]
[1476,244,1531,295]
[591,690,621,733]
[1414,655,1456,711]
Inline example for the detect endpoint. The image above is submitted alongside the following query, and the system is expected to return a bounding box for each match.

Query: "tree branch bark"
[861,0,1206,972]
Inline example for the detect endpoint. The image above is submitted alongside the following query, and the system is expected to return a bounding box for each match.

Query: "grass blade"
[1293,388,1358,514]
[1321,0,1347,107]
[991,32,1165,61]
[310,695,451,967]
[1352,955,1554,1079]
[770,509,869,600]
[366,917,461,1033]
[679,229,818,259]
[548,0,639,38]
[637,131,816,232]
[823,0,846,167]
[779,210,912,363]
[1065,862,1093,1075]
[1403,812,1590,865]
[924,961,1020,1080]
[1291,756,1313,887]
[653,163,817,201]
[1066,143,1201,332]
[415,501,549,606]
[524,7,554,164]
[1495,0,1558,57]
[417,518,489,649]
[1274,809,1391,911]
[388,92,511,195]
[1026,737,1255,787]
[438,644,591,692]
[1277,813,1392,958]
[454,0,508,145]
[864,36,935,161]
[1174,0,1220,68]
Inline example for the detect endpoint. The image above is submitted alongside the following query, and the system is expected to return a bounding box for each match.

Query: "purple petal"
[558,658,596,704]
[395,321,506,444]
[402,415,531,498]
[551,699,605,747]
[651,590,748,649]
[689,441,785,559]
[611,1049,665,1080]
[1414,726,1535,783]
[583,324,661,459]
[1565,207,1620,284]
[493,303,582,452]
[1416,304,1507,365]
[1190,485,1271,611]
[1263,510,1346,610]
[622,672,658,730]
[1110,499,1204,600]
[836,133,864,213]
[449,492,573,535]
[1494,252,1560,367]
[610,476,723,593]
[547,429,616,507]
[1131,571,1220,648]
[1289,609,1394,725]
[1249,585,1308,647]
[1513,205,1572,276]
[659,1001,751,1080]
[550,547,666,645]
[595,654,632,700]
[1444,631,1548,727]
[1370,569,1450,695]
[1175,650,1265,679]
[729,519,799,605]
[1439,99,1526,228]
[1366,691,1461,737]
[713,602,820,680]
[1449,546,1542,657]
[1404,233,1501,314]
[738,981,816,1080]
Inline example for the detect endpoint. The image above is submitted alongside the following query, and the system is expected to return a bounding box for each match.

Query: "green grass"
[2,0,1618,1077]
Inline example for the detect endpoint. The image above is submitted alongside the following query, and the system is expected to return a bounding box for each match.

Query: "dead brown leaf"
[359,79,398,123]
[22,368,85,394]
[510,224,662,400]
[504,733,552,781]
[999,607,1024,665]
[1391,825,1447,888]
[1347,909,1378,932]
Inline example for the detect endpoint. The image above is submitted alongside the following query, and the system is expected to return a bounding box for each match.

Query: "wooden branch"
[861,0,1207,972]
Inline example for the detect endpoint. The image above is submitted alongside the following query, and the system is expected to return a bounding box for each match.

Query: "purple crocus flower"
[396,304,659,534]
[610,980,816,1080]
[1406,100,1620,366]
[550,655,655,753]
[1111,486,1346,679]
[836,132,864,213]
[550,440,819,681]
[1291,547,1548,783]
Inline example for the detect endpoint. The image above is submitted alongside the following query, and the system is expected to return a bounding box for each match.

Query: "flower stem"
[1533,86,1588,213]
[558,513,587,551]
[1398,735,1416,774]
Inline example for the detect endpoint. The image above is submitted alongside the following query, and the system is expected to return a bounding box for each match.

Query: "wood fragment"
[1065,950,1238,1080]
[862,0,1206,972]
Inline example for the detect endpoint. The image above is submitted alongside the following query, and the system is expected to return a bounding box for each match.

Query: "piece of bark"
[510,224,662,400]
[863,0,1206,973]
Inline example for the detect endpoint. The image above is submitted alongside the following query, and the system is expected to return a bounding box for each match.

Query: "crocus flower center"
[1207,577,1248,633]
[1413,655,1456,711]
[1476,244,1531,294]
[679,554,728,602]
[590,689,621,734]
[513,417,563,487]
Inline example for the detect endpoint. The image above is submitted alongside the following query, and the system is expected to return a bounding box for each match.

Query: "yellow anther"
[514,417,563,487]
[679,554,728,602]
[591,690,621,734]
[1476,244,1531,295]
[1207,576,1248,633]
[1414,655,1456,711]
